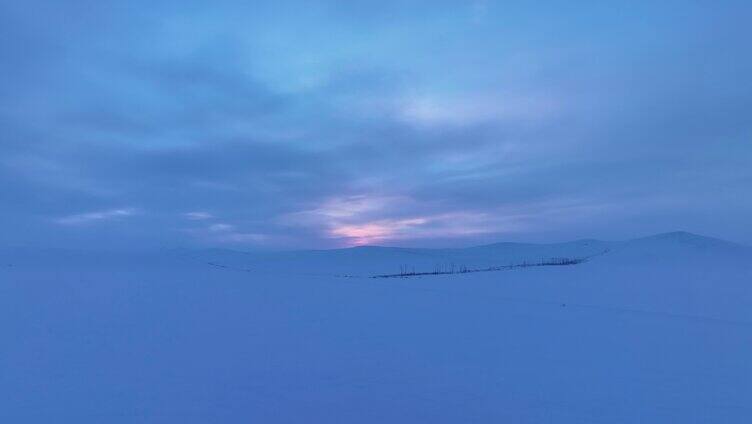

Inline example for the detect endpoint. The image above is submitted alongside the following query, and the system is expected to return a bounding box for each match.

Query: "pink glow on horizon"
[330,218,428,246]
[283,194,521,247]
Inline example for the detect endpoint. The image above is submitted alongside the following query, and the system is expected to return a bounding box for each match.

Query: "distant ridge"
[626,231,744,249]
[181,231,749,277]
[304,231,745,252]
[2,231,747,277]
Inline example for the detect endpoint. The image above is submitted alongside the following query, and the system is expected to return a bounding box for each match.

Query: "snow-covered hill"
[178,231,751,277]
[1,232,750,423]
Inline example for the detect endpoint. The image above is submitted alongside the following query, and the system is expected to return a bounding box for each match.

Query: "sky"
[1,0,751,250]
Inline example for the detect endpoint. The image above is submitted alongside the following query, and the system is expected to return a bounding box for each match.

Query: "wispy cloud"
[213,232,267,243]
[55,208,137,225]
[180,221,268,245]
[329,212,519,246]
[329,218,429,246]
[208,223,234,232]
[399,92,560,127]
[183,211,214,220]
[283,195,517,246]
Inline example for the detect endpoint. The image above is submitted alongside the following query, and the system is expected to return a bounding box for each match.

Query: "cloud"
[183,211,213,220]
[329,218,428,246]
[213,232,267,244]
[288,195,405,220]
[283,195,522,246]
[55,208,137,225]
[399,92,561,127]
[208,223,234,232]
[1,1,751,248]
[177,221,270,246]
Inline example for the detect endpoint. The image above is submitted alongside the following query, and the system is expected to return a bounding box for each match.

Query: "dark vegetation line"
[206,261,253,272]
[371,257,586,279]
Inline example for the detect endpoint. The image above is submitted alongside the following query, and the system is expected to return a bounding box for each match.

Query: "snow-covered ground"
[1,232,750,423]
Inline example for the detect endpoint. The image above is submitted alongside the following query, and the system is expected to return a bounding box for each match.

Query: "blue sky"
[2,0,751,249]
